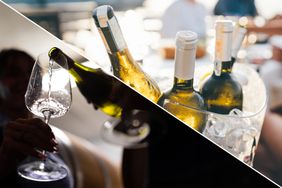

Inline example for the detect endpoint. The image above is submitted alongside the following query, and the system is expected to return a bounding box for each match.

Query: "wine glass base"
[18,161,68,182]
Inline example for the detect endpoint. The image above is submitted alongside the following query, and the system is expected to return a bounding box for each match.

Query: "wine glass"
[17,52,72,182]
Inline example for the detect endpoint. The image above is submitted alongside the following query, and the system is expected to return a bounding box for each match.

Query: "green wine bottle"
[200,20,243,114]
[158,31,207,132]
[48,47,124,117]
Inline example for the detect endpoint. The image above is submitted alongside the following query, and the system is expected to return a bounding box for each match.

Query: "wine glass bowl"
[18,51,72,182]
[25,52,72,120]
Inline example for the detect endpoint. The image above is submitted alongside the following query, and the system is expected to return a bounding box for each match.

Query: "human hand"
[0,118,58,161]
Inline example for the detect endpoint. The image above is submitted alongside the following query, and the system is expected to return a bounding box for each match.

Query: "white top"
[161,0,207,38]
[215,20,233,62]
[232,26,247,57]
[175,31,197,80]
[176,30,198,50]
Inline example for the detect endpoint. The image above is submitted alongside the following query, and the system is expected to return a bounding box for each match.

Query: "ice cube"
[203,115,229,146]
[225,126,257,157]
[229,108,243,116]
[225,128,244,154]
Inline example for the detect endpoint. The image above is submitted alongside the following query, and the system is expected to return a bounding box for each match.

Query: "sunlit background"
[3,0,282,71]
[2,0,282,185]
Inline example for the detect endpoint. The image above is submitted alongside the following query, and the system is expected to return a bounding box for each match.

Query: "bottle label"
[175,48,195,80]
[96,5,108,28]
[108,16,127,51]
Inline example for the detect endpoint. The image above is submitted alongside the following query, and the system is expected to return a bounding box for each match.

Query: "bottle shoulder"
[158,88,206,110]
[200,73,243,99]
[201,72,242,89]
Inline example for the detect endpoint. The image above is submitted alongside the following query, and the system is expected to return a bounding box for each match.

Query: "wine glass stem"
[40,110,52,169]
[43,110,52,124]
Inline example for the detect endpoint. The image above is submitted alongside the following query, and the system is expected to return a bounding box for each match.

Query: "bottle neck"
[173,45,195,91]
[214,29,233,76]
[108,48,136,76]
[214,60,232,76]
[49,47,74,70]
[230,56,236,68]
[173,78,194,91]
[95,10,138,76]
[96,14,127,54]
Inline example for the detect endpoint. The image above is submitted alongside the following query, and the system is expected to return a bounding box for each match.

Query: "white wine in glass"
[17,52,72,182]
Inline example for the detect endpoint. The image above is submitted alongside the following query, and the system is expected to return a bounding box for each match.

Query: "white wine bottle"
[200,20,243,114]
[157,31,207,132]
[231,23,247,68]
[92,5,162,103]
[199,22,247,85]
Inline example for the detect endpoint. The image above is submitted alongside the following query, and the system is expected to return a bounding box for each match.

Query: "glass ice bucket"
[164,63,268,166]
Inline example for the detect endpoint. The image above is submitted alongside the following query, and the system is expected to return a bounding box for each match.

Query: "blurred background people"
[252,31,282,186]
[254,111,282,185]
[161,0,208,39]
[214,0,258,17]
[247,15,282,36]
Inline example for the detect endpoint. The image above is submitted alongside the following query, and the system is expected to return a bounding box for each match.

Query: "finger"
[3,137,45,159]
[24,132,58,152]
[17,118,49,130]
[6,119,57,151]
[7,123,56,144]
[7,120,55,139]
[5,129,58,152]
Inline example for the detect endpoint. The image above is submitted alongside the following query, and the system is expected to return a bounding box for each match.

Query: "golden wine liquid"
[200,70,243,114]
[93,6,162,104]
[158,80,207,132]
[111,49,162,103]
